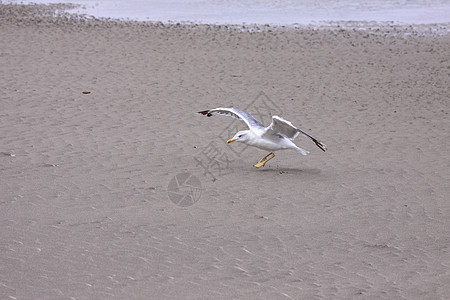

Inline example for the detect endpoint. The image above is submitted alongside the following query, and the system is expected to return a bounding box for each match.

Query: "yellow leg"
[254,152,275,168]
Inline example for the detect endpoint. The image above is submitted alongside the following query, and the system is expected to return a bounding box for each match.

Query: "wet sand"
[1,3,449,299]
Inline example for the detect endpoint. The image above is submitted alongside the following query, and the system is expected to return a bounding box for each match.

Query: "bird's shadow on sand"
[257,167,322,175]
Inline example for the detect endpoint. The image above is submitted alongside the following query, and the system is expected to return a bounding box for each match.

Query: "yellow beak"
[227,138,236,144]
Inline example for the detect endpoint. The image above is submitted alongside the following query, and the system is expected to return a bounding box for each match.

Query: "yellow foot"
[253,161,266,168]
[253,152,275,168]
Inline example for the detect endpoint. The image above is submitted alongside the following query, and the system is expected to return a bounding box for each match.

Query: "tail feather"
[296,147,310,156]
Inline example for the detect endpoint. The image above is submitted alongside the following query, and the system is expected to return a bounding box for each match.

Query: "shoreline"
[8,0,450,25]
[1,2,449,36]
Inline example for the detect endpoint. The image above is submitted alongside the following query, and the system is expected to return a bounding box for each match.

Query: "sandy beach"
[1,3,449,299]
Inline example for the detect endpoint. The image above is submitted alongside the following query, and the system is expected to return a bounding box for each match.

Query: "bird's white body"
[233,128,309,155]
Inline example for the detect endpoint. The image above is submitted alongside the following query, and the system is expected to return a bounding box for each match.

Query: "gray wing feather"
[265,116,327,152]
[265,116,300,139]
[198,107,265,130]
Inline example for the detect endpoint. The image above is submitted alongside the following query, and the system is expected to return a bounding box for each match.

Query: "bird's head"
[227,130,251,144]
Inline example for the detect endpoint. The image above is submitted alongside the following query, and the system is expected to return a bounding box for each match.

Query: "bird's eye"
[238,135,243,138]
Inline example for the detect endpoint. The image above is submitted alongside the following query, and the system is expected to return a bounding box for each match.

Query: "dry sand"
[1,3,449,299]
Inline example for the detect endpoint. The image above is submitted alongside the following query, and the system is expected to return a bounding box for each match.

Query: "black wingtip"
[311,138,327,152]
[198,110,212,117]
[317,141,327,152]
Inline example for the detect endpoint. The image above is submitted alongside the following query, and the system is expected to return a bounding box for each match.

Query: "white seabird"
[198,107,326,168]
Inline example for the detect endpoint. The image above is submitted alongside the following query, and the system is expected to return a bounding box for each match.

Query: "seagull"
[198,108,326,168]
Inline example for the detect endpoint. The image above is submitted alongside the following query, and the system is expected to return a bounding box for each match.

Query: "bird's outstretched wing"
[198,107,265,130]
[264,116,327,152]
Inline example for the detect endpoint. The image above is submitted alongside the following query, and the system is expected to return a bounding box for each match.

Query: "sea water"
[6,0,450,25]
